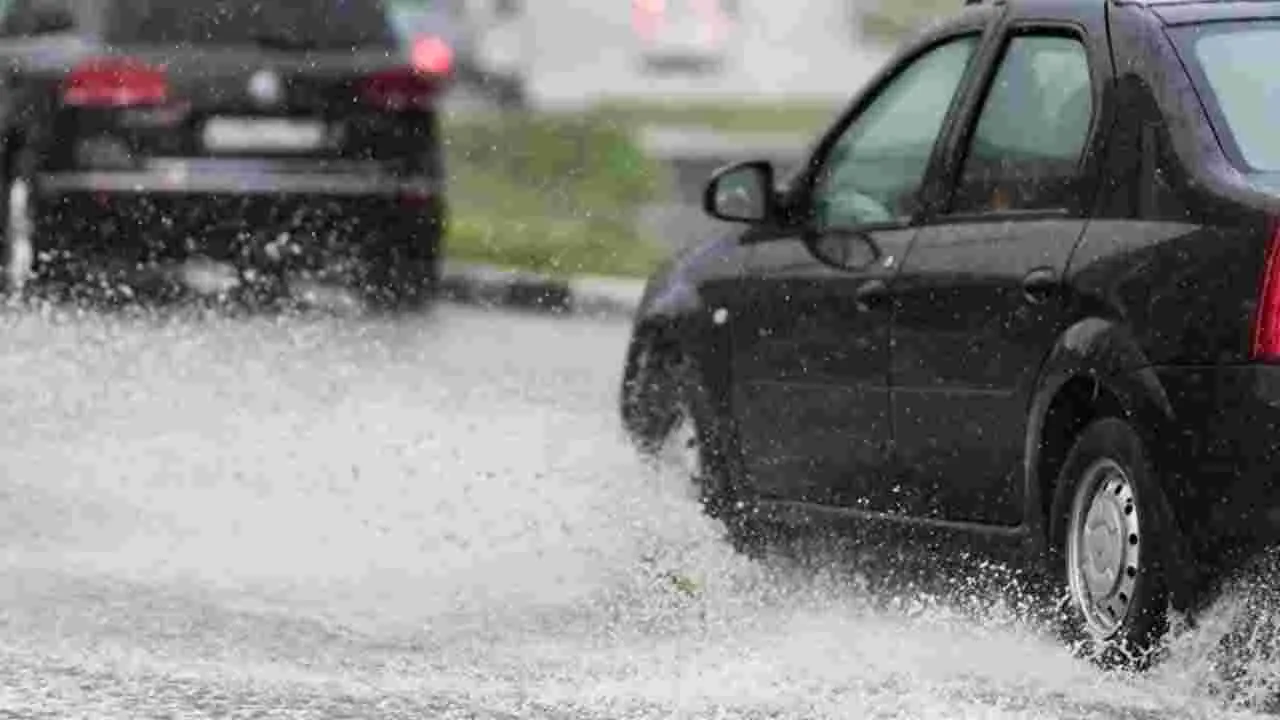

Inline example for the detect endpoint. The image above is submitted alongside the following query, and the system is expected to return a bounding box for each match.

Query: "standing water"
[0,302,1273,718]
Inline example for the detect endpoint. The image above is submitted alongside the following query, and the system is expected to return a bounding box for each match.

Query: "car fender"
[1023,316,1201,605]
[1024,317,1177,533]
[620,242,730,446]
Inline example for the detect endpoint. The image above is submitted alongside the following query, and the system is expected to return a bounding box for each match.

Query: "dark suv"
[0,0,447,307]
[621,0,1280,668]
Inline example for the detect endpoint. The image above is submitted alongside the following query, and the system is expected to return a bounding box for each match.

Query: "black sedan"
[622,0,1280,669]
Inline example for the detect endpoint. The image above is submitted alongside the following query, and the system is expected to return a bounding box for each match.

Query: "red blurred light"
[412,35,454,76]
[64,58,168,107]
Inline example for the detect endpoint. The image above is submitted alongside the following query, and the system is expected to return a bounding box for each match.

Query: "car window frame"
[782,10,1003,235]
[806,34,983,233]
[937,21,1105,222]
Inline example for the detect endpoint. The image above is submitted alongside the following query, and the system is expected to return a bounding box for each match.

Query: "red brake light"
[64,58,168,107]
[358,67,440,111]
[1253,220,1280,360]
[412,35,454,76]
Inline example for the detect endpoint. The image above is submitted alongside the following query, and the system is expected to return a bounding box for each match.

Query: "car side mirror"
[805,228,883,271]
[703,160,776,224]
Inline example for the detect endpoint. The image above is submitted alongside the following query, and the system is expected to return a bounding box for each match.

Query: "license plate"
[202,117,327,153]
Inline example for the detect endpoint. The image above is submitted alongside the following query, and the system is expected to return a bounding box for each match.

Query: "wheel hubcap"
[1067,458,1142,639]
[5,177,33,294]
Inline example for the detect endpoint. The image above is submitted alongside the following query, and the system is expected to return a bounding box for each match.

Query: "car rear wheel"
[1053,417,1178,670]
[361,226,441,311]
[2,175,34,299]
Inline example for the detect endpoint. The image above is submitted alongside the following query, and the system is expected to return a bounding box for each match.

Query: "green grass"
[445,165,667,278]
[441,114,671,278]
[587,100,844,137]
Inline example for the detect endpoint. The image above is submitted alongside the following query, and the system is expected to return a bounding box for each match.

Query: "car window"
[105,0,396,49]
[950,34,1093,215]
[1173,22,1280,173]
[811,35,978,230]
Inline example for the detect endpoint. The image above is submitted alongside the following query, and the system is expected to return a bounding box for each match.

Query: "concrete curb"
[438,261,645,320]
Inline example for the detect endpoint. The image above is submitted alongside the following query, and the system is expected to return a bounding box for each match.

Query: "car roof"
[961,0,1280,24]
[965,0,1280,6]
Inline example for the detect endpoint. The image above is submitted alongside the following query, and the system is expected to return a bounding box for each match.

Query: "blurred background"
[413,0,945,281]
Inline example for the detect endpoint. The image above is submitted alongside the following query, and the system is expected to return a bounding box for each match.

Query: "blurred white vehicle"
[633,0,739,74]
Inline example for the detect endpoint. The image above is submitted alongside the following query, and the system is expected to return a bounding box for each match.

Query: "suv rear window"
[105,0,396,50]
[1173,21,1280,172]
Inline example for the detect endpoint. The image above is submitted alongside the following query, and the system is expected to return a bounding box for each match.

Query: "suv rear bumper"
[26,166,445,289]
[38,161,439,197]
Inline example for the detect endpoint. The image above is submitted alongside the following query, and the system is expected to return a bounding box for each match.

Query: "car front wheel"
[658,355,770,557]
[1053,417,1180,670]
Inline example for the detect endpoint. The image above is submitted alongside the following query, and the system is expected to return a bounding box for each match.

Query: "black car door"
[889,10,1113,524]
[726,30,986,508]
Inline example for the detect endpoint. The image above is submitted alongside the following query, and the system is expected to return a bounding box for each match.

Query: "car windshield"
[1173,21,1280,172]
[105,0,396,49]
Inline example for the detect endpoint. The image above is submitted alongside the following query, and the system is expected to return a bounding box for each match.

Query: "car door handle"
[855,278,890,312]
[1022,268,1059,304]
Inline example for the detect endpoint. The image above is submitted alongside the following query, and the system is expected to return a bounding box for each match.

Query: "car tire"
[1051,416,1180,670]
[494,77,527,111]
[1,174,36,301]
[620,337,681,455]
[659,353,772,558]
[361,223,442,311]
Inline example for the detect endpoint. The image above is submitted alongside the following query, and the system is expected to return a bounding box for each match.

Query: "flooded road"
[0,301,1274,718]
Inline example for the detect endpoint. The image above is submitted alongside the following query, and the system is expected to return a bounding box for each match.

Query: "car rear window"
[105,0,396,50]
[1173,21,1280,172]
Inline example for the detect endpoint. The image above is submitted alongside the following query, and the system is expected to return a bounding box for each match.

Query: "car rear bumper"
[28,170,445,288]
[1157,364,1280,560]
[38,159,439,197]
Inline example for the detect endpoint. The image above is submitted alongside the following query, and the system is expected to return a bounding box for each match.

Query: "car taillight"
[358,67,440,111]
[63,59,168,107]
[412,35,454,76]
[1253,220,1280,360]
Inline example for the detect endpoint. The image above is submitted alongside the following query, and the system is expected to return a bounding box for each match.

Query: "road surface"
[0,301,1275,717]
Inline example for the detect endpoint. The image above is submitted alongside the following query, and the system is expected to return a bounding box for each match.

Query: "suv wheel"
[1053,417,1178,670]
[361,228,441,311]
[2,175,34,299]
